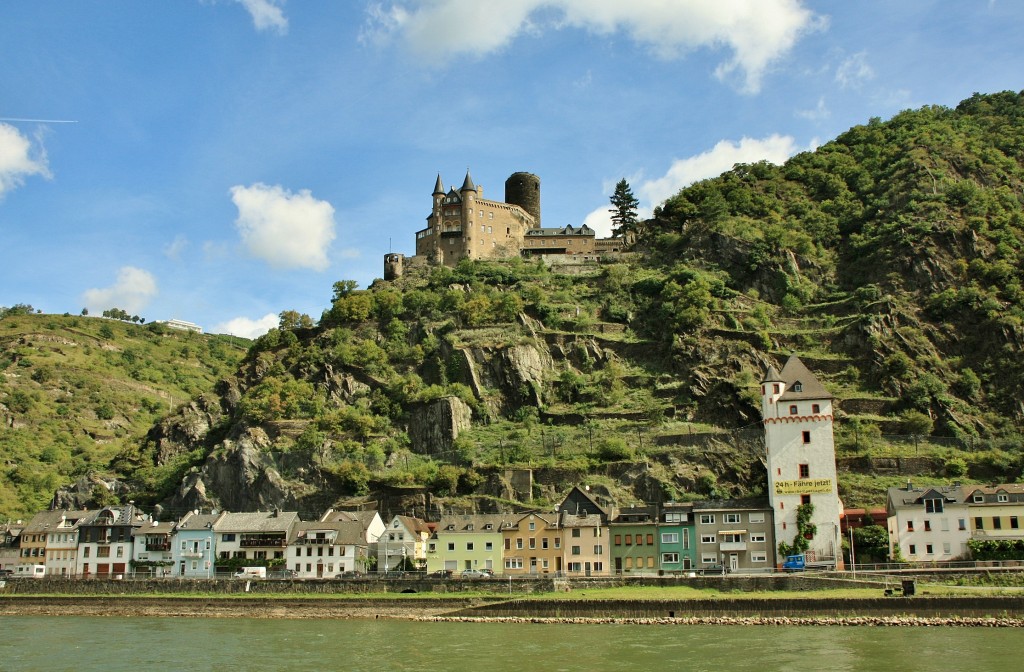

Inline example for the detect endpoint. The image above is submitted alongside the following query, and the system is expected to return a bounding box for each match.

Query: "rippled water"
[0,616,1018,671]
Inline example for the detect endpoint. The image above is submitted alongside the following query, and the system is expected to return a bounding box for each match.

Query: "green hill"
[4,91,1024,521]
[0,311,247,517]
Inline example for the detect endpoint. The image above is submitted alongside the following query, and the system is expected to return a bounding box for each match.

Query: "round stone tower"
[504,172,541,228]
[383,253,404,281]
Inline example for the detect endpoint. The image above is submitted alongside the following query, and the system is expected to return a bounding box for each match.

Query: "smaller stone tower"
[504,172,541,228]
[383,253,404,281]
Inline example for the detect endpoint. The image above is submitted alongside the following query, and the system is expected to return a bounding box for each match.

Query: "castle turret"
[762,355,842,569]
[504,171,541,228]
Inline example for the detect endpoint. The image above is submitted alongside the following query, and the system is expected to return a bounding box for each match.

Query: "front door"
[729,554,739,572]
[584,561,591,576]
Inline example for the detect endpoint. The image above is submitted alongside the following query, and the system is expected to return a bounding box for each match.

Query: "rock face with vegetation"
[3,91,1024,521]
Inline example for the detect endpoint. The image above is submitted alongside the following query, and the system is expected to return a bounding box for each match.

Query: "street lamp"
[207,536,213,580]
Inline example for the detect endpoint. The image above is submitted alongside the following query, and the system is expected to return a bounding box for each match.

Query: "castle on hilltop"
[384,170,623,279]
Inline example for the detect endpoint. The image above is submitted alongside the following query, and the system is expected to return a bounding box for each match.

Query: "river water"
[0,616,1017,671]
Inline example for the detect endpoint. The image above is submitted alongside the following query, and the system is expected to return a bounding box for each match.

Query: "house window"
[801,494,812,506]
[958,519,967,531]
[909,544,916,555]
[222,533,236,542]
[661,533,679,544]
[682,529,690,549]
[571,546,581,555]
[572,528,581,538]
[635,536,643,547]
[662,553,679,564]
[701,554,718,564]
[975,517,984,530]
[485,542,493,551]
[924,521,932,532]
[700,514,715,524]
[789,405,798,415]
[751,552,767,563]
[993,518,1002,530]
[554,538,560,549]
[542,538,549,549]
[429,543,436,552]
[799,464,810,479]
[594,545,603,555]
[943,543,951,554]
[750,533,766,543]
[466,543,474,551]
[907,521,915,532]
[625,534,632,545]
[614,535,622,545]
[998,494,1009,503]
[1012,517,1019,529]
[447,543,455,552]
[973,494,984,503]
[926,544,934,554]
[529,522,536,531]
[516,538,524,550]
[749,512,765,524]
[802,431,811,444]
[701,535,716,544]
[724,513,741,524]
[793,383,803,392]
[925,498,943,513]
[529,539,536,549]
[505,558,523,569]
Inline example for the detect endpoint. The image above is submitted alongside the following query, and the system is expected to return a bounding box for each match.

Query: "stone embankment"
[417,615,1024,627]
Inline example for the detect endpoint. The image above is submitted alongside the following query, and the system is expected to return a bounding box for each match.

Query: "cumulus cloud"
[82,266,158,315]
[212,313,279,339]
[237,0,288,33]
[362,0,821,93]
[230,183,336,271]
[164,235,189,260]
[640,134,799,206]
[0,123,51,200]
[835,51,874,89]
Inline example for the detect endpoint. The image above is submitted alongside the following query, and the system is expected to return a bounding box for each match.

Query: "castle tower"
[431,174,445,220]
[383,253,404,281]
[460,171,477,258]
[762,355,843,568]
[504,172,541,228]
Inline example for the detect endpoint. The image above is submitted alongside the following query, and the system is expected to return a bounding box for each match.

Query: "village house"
[289,520,368,578]
[886,483,971,561]
[75,504,144,578]
[131,517,175,577]
[376,515,431,572]
[502,512,561,575]
[964,483,1024,543]
[427,514,514,575]
[658,502,697,573]
[693,499,775,573]
[173,511,223,578]
[212,510,298,570]
[610,504,659,575]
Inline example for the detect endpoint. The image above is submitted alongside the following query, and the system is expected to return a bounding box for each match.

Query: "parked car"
[428,569,453,579]
[461,568,493,578]
[269,569,298,579]
[336,570,364,579]
[0,568,14,578]
[699,564,728,575]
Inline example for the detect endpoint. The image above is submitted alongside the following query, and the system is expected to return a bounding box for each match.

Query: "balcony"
[296,537,335,545]
[181,551,204,559]
[240,536,287,548]
[719,542,747,551]
[146,542,172,552]
[440,229,463,238]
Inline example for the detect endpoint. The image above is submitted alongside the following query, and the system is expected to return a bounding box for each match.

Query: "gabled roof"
[775,355,831,401]
[435,514,516,534]
[559,511,604,529]
[135,519,175,536]
[213,511,299,533]
[175,512,225,532]
[320,509,381,531]
[21,509,93,534]
[557,485,611,519]
[692,498,771,513]
[886,484,967,511]
[289,520,367,546]
[510,512,558,529]
[391,515,431,536]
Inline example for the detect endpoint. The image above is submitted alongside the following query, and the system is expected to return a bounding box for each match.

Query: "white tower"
[762,355,843,568]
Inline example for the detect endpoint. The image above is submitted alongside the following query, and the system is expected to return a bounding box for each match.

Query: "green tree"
[609,179,640,239]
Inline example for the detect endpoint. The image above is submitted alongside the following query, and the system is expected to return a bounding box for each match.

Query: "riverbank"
[4,594,1024,625]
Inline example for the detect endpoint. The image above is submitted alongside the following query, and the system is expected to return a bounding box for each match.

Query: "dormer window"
[998,494,1009,503]
[793,382,803,392]
[973,494,984,503]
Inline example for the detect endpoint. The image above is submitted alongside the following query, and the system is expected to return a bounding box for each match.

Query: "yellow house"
[426,514,515,575]
[502,512,561,575]
[965,484,1024,541]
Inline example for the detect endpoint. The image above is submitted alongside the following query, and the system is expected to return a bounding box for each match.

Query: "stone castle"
[384,170,623,279]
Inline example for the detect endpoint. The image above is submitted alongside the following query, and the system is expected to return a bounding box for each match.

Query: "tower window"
[789,405,798,415]
[799,464,809,479]
[801,494,811,505]
[812,404,820,413]
[802,431,811,444]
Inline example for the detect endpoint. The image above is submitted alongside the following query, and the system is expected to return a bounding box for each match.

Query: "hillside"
[4,91,1024,521]
[0,312,248,517]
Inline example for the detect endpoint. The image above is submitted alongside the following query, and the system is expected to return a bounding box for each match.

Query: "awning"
[718,530,747,535]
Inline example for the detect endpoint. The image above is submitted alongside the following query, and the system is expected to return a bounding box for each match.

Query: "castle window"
[789,405,798,415]
[812,404,820,413]
[488,226,492,234]
[802,431,811,444]
[799,464,809,479]
[801,494,811,505]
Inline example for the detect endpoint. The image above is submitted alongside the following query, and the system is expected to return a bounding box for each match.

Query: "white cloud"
[237,0,288,33]
[212,313,279,338]
[796,96,830,121]
[0,123,51,200]
[230,183,336,271]
[82,266,158,315]
[835,51,874,90]
[363,0,821,93]
[640,134,799,207]
[164,235,189,260]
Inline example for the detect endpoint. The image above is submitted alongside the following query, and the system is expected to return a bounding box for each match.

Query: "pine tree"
[609,178,639,239]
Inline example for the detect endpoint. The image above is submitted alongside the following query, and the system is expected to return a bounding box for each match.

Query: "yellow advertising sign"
[773,479,833,495]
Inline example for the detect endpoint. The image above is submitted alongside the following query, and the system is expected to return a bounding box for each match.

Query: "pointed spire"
[460,170,477,193]
[761,365,782,384]
[433,174,444,195]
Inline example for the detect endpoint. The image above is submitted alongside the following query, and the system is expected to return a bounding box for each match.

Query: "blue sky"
[2,1,1023,337]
